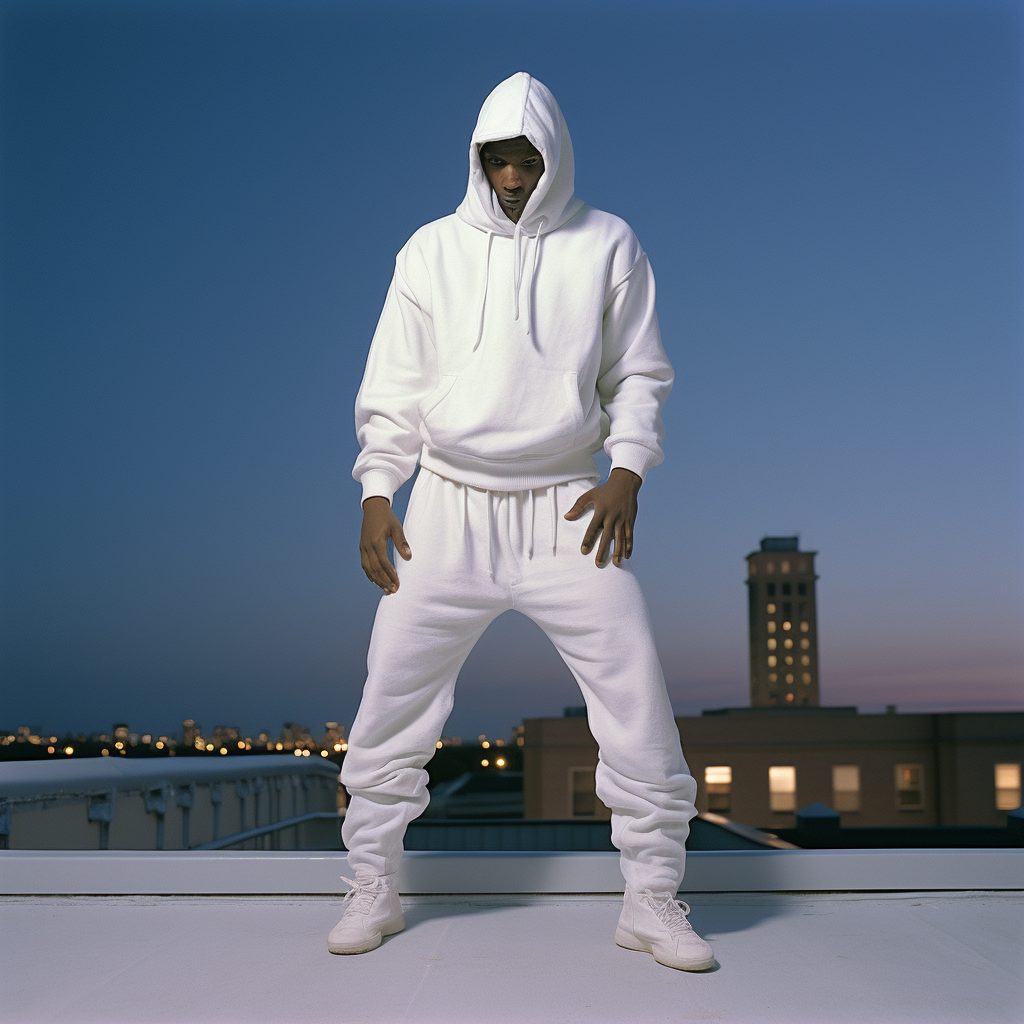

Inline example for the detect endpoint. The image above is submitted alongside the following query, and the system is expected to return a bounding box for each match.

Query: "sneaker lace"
[339,875,384,917]
[639,890,695,936]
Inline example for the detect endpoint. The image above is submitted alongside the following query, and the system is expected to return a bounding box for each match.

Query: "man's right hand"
[359,496,412,594]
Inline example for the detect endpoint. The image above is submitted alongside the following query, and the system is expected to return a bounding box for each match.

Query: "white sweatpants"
[340,468,698,892]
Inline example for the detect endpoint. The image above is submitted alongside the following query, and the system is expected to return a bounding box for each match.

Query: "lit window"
[801,655,810,666]
[571,767,596,816]
[749,562,757,575]
[766,603,776,614]
[767,656,777,667]
[784,655,793,666]
[800,621,809,632]
[769,766,796,811]
[767,621,776,634]
[833,765,860,811]
[785,673,794,684]
[995,763,1021,811]
[782,621,791,631]
[784,692,794,702]
[783,638,793,649]
[781,561,790,573]
[767,638,777,650]
[705,766,732,814]
[766,562,775,573]
[895,764,924,810]
[800,638,810,650]
[768,673,778,682]
[802,672,812,684]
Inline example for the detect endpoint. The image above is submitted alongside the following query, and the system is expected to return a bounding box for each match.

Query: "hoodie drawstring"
[511,217,546,336]
[486,491,495,580]
[473,231,494,352]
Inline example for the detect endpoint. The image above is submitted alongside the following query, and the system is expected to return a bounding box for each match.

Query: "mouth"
[501,194,522,206]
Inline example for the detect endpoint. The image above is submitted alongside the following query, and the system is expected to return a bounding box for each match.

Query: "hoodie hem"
[420,446,600,493]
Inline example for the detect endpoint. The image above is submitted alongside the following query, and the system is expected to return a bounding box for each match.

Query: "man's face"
[479,136,545,223]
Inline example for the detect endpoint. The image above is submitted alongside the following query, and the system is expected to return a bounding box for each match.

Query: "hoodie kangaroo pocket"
[418,368,584,460]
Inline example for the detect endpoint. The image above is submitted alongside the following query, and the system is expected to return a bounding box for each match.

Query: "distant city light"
[320,750,328,757]
[294,749,302,757]
[101,749,109,756]
[114,741,124,750]
[205,743,214,751]
[435,741,443,749]
[334,743,343,752]
[237,741,245,748]
[481,741,490,749]
[341,743,348,751]
[302,749,310,757]
[219,747,227,755]
[47,746,55,754]
[496,758,506,767]
[481,759,489,767]
[63,746,73,755]
[276,742,284,751]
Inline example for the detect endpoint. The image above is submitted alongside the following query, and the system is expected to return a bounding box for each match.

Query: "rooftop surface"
[3,889,1020,1023]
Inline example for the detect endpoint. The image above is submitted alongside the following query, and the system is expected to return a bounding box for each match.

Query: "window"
[767,621,776,633]
[895,764,924,810]
[780,561,790,573]
[801,655,810,666]
[768,672,777,682]
[766,603,776,614]
[995,763,1021,811]
[769,766,796,811]
[802,672,812,684]
[767,638,777,650]
[782,602,792,618]
[766,561,775,573]
[833,765,860,812]
[705,766,732,814]
[785,673,794,684]
[766,583,776,596]
[784,692,794,702]
[784,655,793,665]
[800,621,810,632]
[783,638,793,649]
[798,582,807,595]
[782,621,792,631]
[767,656,777,667]
[570,768,596,817]
[781,583,791,595]
[800,638,810,649]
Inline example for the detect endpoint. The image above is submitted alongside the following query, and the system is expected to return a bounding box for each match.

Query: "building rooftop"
[2,849,1021,1023]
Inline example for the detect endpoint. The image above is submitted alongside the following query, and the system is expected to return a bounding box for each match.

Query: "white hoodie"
[353,72,674,505]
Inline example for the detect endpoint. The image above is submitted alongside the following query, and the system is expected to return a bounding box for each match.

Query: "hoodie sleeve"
[352,250,437,505]
[597,251,674,481]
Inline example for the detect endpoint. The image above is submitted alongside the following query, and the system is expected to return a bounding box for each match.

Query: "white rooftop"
[3,889,1021,1023]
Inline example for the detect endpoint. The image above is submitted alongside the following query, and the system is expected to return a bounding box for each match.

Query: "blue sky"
[2,0,1021,742]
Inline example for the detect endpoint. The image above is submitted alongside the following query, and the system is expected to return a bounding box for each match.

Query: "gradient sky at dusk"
[2,0,1022,742]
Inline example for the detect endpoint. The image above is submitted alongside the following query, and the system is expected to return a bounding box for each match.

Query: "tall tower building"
[745,537,820,707]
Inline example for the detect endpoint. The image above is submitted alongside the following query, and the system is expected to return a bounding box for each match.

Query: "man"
[330,72,714,972]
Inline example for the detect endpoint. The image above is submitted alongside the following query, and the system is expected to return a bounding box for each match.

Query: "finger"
[580,510,603,553]
[595,517,615,566]
[613,519,625,566]
[371,539,399,592]
[624,519,633,559]
[564,489,595,520]
[392,522,412,560]
[364,549,389,592]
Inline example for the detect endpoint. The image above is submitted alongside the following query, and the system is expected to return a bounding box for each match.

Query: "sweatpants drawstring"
[526,488,536,560]
[486,492,495,580]
[550,483,558,556]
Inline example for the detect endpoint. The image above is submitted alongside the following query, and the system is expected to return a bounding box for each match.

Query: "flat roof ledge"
[1,848,1020,895]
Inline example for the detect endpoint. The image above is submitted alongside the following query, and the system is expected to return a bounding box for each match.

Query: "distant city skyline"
[2,1,1022,742]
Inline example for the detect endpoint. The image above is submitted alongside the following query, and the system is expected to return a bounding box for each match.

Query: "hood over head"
[457,72,584,238]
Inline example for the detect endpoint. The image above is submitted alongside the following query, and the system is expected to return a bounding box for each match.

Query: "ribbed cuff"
[359,469,401,506]
[608,441,662,483]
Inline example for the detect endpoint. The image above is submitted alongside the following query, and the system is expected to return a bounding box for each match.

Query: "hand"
[563,468,642,567]
[359,496,412,593]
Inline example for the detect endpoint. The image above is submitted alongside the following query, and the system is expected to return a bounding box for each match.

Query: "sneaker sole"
[615,926,715,972]
[328,916,405,955]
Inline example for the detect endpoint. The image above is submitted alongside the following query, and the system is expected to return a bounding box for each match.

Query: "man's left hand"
[563,468,642,567]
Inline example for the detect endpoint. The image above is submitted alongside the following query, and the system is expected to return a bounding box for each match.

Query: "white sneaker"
[615,888,715,971]
[327,874,405,954]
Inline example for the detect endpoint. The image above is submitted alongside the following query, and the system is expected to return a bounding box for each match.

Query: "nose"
[500,165,523,191]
